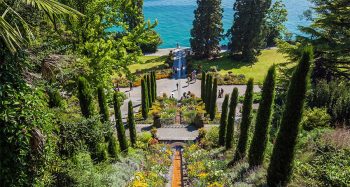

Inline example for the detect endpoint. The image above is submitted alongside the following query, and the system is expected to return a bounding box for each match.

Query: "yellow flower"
[198,172,208,180]
[208,182,224,187]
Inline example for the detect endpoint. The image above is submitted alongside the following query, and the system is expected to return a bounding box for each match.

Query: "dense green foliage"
[141,78,149,119]
[113,92,128,153]
[77,77,95,118]
[226,88,239,149]
[232,78,254,163]
[229,0,272,62]
[299,0,350,80]
[128,100,137,147]
[190,0,223,58]
[210,78,218,120]
[248,65,276,167]
[267,47,312,186]
[47,88,63,108]
[264,0,288,47]
[219,94,229,146]
[301,108,331,131]
[201,72,206,100]
[97,86,110,123]
[308,80,350,126]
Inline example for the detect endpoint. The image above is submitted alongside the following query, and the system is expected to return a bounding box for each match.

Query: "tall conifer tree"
[97,86,110,123]
[190,0,223,58]
[205,75,212,112]
[232,78,254,164]
[77,77,95,118]
[267,47,312,187]
[230,0,271,62]
[210,78,218,120]
[152,71,157,100]
[113,93,128,152]
[146,74,152,106]
[150,72,155,103]
[226,88,239,149]
[201,72,206,101]
[141,78,149,119]
[248,65,276,167]
[219,94,229,146]
[128,100,137,147]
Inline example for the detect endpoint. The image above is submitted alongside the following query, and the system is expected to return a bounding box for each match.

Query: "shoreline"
[144,46,277,56]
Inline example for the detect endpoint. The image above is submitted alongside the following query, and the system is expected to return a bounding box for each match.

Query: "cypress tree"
[205,74,212,112]
[219,94,229,146]
[128,100,137,147]
[108,134,118,158]
[230,0,272,62]
[146,74,152,106]
[205,74,210,105]
[210,78,218,120]
[232,78,254,164]
[248,65,276,167]
[97,86,110,123]
[113,92,128,153]
[77,77,95,118]
[226,88,239,149]
[201,72,206,101]
[190,0,223,58]
[141,78,149,119]
[267,47,312,187]
[152,71,157,100]
[150,72,154,103]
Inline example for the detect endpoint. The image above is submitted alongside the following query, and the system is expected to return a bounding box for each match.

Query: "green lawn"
[126,49,287,84]
[127,56,167,73]
[193,48,287,83]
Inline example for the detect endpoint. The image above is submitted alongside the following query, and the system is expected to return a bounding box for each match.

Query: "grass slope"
[193,49,286,84]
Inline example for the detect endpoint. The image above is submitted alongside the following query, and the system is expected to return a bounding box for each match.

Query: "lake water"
[143,0,311,48]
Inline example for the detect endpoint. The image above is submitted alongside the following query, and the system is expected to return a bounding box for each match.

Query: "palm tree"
[0,0,81,53]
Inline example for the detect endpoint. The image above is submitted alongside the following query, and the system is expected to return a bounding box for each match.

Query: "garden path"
[171,149,182,187]
[116,79,260,123]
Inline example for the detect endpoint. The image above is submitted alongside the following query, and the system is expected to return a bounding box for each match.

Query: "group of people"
[218,88,225,98]
[187,70,197,85]
[182,91,193,99]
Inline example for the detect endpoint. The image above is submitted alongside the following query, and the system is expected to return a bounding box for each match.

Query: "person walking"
[176,83,179,90]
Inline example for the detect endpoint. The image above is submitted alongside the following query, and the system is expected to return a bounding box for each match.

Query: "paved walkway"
[117,79,260,122]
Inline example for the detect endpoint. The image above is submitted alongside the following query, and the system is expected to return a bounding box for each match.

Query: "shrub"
[301,108,331,131]
[47,88,63,108]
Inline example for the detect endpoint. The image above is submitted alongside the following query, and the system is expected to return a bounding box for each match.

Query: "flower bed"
[129,144,173,186]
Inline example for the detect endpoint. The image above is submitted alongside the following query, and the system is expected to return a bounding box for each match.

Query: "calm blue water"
[143,0,311,48]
